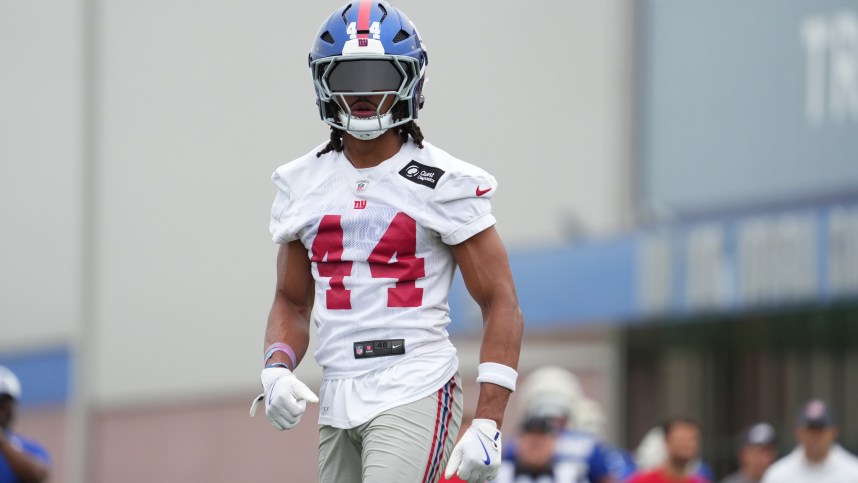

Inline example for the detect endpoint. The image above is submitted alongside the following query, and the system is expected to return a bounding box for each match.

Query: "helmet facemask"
[312,55,423,140]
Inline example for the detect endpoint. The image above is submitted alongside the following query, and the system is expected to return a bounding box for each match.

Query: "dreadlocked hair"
[315,103,425,157]
[316,126,344,157]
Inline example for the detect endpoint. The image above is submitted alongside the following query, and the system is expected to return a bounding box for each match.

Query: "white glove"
[444,418,503,483]
[249,366,318,430]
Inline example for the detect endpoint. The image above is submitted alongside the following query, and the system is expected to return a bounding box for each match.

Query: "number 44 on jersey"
[311,213,425,310]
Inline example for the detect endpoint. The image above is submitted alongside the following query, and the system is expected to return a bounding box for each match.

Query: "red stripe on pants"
[421,385,445,483]
[434,379,457,482]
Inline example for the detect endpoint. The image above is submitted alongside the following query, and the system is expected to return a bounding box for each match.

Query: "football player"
[497,368,615,483]
[251,2,523,482]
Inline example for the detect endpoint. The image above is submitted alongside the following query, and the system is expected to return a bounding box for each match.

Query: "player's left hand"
[444,418,502,483]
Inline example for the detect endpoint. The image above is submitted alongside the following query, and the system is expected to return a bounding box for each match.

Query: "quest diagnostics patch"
[398,160,445,189]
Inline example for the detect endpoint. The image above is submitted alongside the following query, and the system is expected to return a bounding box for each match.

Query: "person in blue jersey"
[575,398,636,482]
[0,366,49,483]
[496,406,613,483]
[498,366,614,483]
[604,446,637,483]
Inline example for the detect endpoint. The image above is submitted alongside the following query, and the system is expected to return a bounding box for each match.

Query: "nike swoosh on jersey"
[475,186,492,196]
[478,438,491,465]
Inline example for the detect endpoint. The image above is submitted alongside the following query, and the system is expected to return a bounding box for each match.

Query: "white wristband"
[476,362,518,392]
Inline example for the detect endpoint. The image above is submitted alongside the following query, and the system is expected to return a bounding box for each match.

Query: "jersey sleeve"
[587,441,611,482]
[429,171,498,245]
[605,446,637,481]
[269,169,299,244]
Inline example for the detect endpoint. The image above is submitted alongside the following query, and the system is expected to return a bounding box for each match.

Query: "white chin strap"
[338,111,394,140]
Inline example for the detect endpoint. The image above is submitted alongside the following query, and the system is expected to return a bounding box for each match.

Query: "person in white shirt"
[762,399,858,483]
[250,2,524,483]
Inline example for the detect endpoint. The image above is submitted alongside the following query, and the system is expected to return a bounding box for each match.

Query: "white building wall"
[0,2,82,351]
[1,0,633,406]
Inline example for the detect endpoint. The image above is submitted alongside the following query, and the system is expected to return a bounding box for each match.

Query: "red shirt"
[628,468,710,483]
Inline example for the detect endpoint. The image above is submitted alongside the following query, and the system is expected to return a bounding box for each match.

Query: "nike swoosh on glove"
[249,367,318,430]
[444,418,502,483]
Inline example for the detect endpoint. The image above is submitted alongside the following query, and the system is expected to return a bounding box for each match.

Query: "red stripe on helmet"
[357,0,372,39]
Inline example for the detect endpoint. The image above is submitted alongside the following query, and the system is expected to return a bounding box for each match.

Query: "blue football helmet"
[309,0,428,140]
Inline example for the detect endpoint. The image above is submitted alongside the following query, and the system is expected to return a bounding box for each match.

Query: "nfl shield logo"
[356,344,363,356]
[356,180,369,193]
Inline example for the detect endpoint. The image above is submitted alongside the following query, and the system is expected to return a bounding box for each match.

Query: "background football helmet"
[0,366,21,400]
[309,0,428,140]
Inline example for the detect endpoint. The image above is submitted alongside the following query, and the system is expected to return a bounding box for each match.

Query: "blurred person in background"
[576,398,636,482]
[629,417,710,483]
[761,399,858,482]
[251,1,523,482]
[634,425,713,481]
[718,423,777,483]
[496,366,613,482]
[518,366,582,431]
[0,366,49,483]
[496,412,561,482]
[496,409,613,483]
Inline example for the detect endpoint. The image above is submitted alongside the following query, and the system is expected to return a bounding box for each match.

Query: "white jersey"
[762,445,858,483]
[270,139,497,427]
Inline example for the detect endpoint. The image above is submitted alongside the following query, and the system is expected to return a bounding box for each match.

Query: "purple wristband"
[264,342,297,370]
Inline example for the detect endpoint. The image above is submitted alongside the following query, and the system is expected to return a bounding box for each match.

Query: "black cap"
[743,422,776,447]
[798,399,835,428]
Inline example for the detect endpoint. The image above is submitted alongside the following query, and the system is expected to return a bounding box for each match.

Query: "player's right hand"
[249,366,318,430]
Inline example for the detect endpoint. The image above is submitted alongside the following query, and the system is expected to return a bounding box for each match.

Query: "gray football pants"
[318,375,463,483]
